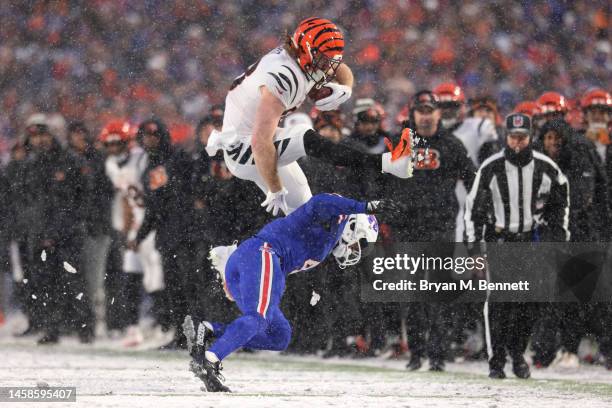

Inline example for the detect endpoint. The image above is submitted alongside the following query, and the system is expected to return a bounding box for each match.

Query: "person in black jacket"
[128,119,193,349]
[386,91,476,372]
[66,121,114,324]
[465,113,570,379]
[536,119,609,241]
[5,141,38,335]
[25,124,95,344]
[191,107,225,182]
[532,119,612,369]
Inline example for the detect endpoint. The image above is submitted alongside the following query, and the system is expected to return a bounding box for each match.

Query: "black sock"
[303,129,380,169]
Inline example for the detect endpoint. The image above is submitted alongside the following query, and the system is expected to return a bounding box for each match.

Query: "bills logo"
[513,115,524,128]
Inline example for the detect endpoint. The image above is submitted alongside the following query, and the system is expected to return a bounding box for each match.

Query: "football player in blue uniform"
[182,193,397,392]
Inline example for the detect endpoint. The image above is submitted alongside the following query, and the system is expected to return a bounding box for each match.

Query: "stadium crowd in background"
[0,0,610,156]
[0,0,611,379]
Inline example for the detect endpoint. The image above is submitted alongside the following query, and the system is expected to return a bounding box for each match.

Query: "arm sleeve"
[545,168,571,242]
[588,144,612,241]
[306,193,367,223]
[456,140,477,191]
[464,165,492,245]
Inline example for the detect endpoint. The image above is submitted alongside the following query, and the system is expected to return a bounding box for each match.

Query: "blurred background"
[0,0,609,157]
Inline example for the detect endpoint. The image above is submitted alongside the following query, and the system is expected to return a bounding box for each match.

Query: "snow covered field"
[1,335,611,408]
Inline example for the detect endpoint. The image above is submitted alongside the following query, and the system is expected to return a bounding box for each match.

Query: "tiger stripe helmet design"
[581,89,612,111]
[537,92,567,114]
[513,101,540,117]
[98,119,134,143]
[292,17,344,87]
[434,82,465,104]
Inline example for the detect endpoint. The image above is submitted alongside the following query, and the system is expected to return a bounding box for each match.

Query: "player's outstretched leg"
[302,128,415,178]
[186,239,286,392]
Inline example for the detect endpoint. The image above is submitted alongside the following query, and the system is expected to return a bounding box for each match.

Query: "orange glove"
[384,128,414,161]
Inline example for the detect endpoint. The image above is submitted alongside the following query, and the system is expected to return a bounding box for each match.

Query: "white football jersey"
[223,47,316,141]
[452,117,498,167]
[105,146,148,235]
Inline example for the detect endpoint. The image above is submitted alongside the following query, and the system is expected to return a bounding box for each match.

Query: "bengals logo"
[414,148,440,170]
[148,166,168,190]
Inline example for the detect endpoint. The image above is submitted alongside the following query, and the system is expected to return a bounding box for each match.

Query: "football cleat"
[182,315,214,363]
[190,359,231,393]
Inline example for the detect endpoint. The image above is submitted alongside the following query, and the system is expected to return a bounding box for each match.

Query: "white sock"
[205,351,220,363]
[203,321,214,331]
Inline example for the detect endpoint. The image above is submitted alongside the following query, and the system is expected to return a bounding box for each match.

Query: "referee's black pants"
[488,302,538,370]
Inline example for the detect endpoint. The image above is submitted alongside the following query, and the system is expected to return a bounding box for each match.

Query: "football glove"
[261,188,289,216]
[315,83,352,111]
[367,199,404,217]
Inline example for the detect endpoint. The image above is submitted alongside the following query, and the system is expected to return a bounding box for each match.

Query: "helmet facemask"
[307,49,342,89]
[439,101,462,129]
[333,214,378,269]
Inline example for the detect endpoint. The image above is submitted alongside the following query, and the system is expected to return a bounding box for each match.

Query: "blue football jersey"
[255,194,367,275]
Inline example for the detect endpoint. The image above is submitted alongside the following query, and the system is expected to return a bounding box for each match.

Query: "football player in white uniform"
[100,120,164,346]
[206,17,414,215]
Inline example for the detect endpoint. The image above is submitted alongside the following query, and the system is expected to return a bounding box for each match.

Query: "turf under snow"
[1,335,611,408]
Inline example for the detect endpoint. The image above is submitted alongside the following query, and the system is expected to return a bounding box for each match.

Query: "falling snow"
[63,262,77,274]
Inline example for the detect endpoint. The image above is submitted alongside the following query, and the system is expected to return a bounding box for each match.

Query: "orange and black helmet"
[291,17,344,87]
[513,101,540,117]
[581,88,612,111]
[537,92,567,114]
[98,120,134,144]
[433,82,465,104]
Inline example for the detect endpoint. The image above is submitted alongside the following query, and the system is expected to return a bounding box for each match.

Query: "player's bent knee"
[241,312,269,333]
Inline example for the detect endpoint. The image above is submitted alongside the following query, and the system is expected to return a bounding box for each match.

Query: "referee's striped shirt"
[464,150,570,242]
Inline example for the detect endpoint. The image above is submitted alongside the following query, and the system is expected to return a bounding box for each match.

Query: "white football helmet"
[332,214,379,269]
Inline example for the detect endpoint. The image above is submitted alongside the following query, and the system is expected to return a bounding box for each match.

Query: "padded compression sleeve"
[303,129,380,170]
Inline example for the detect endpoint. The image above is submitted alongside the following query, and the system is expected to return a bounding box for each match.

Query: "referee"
[464,113,570,379]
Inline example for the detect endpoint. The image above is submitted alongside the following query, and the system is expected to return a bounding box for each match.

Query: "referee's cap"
[505,113,531,134]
